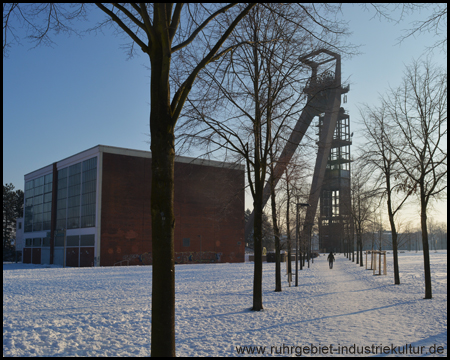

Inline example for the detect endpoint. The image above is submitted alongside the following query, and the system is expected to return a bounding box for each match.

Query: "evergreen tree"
[3,184,24,260]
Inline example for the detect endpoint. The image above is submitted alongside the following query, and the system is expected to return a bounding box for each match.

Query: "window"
[25,157,97,233]
[183,238,190,247]
[80,234,95,246]
[24,175,52,232]
[42,237,51,247]
[332,190,339,217]
[66,235,80,247]
[54,233,64,247]
[56,168,68,229]
[81,157,97,228]
[322,190,331,218]
[56,157,97,230]
[43,174,53,230]
[67,163,81,229]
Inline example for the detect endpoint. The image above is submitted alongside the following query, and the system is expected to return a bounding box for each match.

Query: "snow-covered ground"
[3,250,447,357]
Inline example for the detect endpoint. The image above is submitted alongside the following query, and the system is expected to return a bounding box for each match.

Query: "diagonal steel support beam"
[244,102,318,239]
[244,49,343,244]
[301,89,342,246]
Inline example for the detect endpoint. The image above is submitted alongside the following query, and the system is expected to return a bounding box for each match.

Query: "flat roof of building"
[25,145,244,180]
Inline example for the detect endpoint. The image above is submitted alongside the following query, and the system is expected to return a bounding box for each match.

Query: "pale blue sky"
[3,5,446,224]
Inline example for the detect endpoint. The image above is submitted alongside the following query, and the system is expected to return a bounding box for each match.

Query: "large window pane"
[55,158,97,231]
[58,168,67,180]
[80,234,95,246]
[68,196,80,208]
[44,183,52,193]
[33,195,43,205]
[82,157,97,171]
[68,184,81,197]
[25,188,34,198]
[33,204,43,214]
[43,203,52,212]
[25,180,34,191]
[68,207,80,218]
[34,177,44,187]
[42,237,51,247]
[44,193,52,203]
[66,235,79,247]
[55,234,64,247]
[34,185,44,196]
[67,217,79,229]
[56,168,68,230]
[81,157,97,228]
[81,215,95,228]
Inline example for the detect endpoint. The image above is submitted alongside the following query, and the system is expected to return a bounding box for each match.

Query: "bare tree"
[383,59,447,299]
[394,219,419,250]
[3,4,257,356]
[348,156,379,266]
[177,3,351,309]
[396,4,447,54]
[359,104,413,284]
[363,3,447,54]
[276,150,312,285]
[427,219,447,251]
[177,4,318,310]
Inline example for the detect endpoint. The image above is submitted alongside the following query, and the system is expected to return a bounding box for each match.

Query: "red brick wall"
[100,153,244,266]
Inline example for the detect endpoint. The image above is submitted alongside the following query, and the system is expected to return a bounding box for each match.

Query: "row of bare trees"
[360,218,447,253]
[177,4,352,311]
[357,59,447,299]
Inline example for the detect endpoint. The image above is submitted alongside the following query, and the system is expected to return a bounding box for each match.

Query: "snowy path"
[247,254,447,357]
[3,251,447,357]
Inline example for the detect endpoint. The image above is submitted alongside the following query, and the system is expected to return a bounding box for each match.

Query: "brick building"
[21,145,245,267]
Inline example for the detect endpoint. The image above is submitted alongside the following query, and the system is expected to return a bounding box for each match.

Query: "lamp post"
[198,235,202,262]
[296,202,310,287]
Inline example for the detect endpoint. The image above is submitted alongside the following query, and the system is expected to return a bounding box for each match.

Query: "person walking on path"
[327,252,335,269]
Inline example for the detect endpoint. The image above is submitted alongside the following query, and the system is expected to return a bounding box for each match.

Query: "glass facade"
[81,158,97,228]
[57,157,97,230]
[24,173,53,232]
[56,168,68,230]
[67,163,82,229]
[25,156,97,233]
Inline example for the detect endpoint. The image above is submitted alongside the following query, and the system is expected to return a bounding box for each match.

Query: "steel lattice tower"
[244,49,352,255]
[316,107,352,253]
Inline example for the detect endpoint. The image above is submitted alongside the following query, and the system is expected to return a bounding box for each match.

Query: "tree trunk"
[252,194,264,310]
[149,50,176,357]
[387,208,400,285]
[252,107,263,310]
[285,177,292,285]
[270,176,282,292]
[356,225,360,265]
[251,23,264,311]
[420,191,432,299]
[386,172,400,284]
[359,231,363,267]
